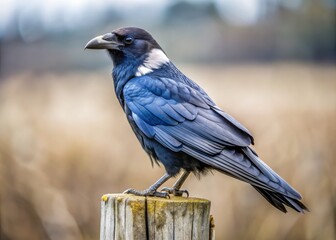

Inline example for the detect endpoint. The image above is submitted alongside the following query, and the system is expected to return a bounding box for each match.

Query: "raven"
[85,27,308,213]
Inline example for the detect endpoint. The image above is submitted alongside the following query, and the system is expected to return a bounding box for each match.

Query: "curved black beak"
[85,33,122,50]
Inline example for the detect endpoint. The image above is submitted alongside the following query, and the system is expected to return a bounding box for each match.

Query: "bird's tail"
[252,185,309,213]
[184,144,309,213]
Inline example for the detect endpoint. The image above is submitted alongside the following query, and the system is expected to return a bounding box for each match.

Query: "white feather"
[135,49,169,77]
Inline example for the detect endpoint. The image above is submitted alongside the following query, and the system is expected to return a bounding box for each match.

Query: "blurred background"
[0,0,335,239]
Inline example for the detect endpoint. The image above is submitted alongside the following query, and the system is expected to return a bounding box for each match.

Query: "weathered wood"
[100,194,213,240]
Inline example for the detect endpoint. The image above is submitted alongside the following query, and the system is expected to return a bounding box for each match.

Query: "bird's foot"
[161,187,189,197]
[123,188,169,198]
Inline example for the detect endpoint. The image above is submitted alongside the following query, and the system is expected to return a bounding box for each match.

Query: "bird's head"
[85,27,170,76]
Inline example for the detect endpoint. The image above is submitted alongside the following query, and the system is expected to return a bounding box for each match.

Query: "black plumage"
[85,27,308,213]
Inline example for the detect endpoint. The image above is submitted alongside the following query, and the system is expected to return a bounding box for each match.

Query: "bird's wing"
[124,76,253,149]
[124,76,301,199]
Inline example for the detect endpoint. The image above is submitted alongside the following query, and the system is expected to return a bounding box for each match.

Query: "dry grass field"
[0,63,335,240]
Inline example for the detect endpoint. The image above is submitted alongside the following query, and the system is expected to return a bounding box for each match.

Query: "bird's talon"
[174,189,189,197]
[123,188,170,198]
[161,187,173,194]
[160,187,189,197]
[123,188,135,194]
[181,189,189,197]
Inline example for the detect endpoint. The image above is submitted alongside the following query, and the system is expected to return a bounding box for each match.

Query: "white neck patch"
[135,49,169,77]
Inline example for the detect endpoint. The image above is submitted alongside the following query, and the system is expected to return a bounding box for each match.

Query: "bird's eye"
[123,37,134,45]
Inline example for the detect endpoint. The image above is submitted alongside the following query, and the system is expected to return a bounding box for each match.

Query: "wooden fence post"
[100,194,214,240]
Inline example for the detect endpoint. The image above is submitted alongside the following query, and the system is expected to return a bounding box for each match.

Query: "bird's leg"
[123,173,171,198]
[161,171,190,197]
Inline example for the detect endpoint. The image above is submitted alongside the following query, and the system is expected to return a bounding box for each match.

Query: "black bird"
[85,27,308,213]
